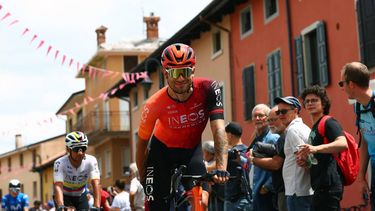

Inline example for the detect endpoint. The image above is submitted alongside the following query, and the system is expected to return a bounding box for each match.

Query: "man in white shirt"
[111,180,131,211]
[274,96,313,211]
[126,163,145,211]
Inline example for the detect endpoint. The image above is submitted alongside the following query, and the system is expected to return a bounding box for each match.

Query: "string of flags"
[0,3,150,133]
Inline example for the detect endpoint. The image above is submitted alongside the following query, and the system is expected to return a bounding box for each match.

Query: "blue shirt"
[1,193,29,211]
[356,90,375,164]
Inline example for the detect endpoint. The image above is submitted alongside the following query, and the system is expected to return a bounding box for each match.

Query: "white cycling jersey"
[53,154,100,197]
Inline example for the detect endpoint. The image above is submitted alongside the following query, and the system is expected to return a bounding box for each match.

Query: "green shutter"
[243,66,255,120]
[295,36,305,95]
[268,51,282,105]
[357,0,375,67]
[317,21,329,87]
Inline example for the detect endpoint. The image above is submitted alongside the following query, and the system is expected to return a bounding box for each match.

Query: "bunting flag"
[54,50,59,60]
[8,19,18,26]
[1,12,11,21]
[30,34,37,44]
[62,55,66,65]
[37,40,44,49]
[22,28,29,36]
[69,58,74,67]
[46,45,52,55]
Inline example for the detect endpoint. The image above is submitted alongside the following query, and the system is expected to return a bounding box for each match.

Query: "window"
[124,56,138,72]
[122,147,131,176]
[264,0,278,22]
[68,118,73,131]
[267,50,282,106]
[97,157,103,177]
[357,0,375,68]
[19,154,23,167]
[8,158,11,172]
[133,91,138,108]
[212,31,222,57]
[240,6,253,38]
[159,69,165,89]
[132,131,138,162]
[77,109,83,128]
[33,181,37,197]
[105,150,111,178]
[45,173,48,183]
[104,101,110,130]
[242,65,256,120]
[295,21,329,95]
[143,86,150,100]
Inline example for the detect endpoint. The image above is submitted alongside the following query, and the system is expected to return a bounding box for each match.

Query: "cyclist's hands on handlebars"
[211,169,230,184]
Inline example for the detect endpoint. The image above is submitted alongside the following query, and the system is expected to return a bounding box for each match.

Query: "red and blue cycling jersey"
[138,78,224,149]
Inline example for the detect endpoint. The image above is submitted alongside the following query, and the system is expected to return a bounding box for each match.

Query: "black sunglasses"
[276,108,295,115]
[338,80,346,87]
[72,146,87,153]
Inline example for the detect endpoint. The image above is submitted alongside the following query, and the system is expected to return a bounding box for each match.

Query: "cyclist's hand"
[212,169,230,184]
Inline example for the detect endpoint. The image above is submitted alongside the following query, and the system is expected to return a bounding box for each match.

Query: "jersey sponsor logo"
[144,166,154,201]
[167,109,205,129]
[211,81,223,107]
[64,173,89,183]
[141,106,150,123]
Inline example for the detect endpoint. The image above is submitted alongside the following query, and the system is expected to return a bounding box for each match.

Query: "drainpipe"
[286,0,295,95]
[199,16,235,120]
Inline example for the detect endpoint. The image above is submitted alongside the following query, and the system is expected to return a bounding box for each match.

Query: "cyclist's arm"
[91,179,101,208]
[210,119,228,171]
[22,194,30,211]
[136,138,149,182]
[54,182,65,206]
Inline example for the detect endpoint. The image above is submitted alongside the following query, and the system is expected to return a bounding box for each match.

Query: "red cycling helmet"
[161,43,196,68]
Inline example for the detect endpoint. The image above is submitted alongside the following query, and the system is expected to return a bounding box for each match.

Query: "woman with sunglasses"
[136,43,229,211]
[53,131,101,211]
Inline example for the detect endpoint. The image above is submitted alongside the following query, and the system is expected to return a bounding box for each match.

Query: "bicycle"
[166,165,238,211]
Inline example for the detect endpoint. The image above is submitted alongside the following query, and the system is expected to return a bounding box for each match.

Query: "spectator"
[202,140,221,211]
[45,201,55,211]
[223,122,252,210]
[249,105,287,211]
[29,200,43,211]
[101,189,111,211]
[125,163,145,211]
[274,96,313,211]
[248,104,279,211]
[111,180,131,211]
[340,62,375,209]
[298,85,348,210]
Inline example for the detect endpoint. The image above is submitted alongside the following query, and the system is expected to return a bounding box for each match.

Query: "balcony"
[73,111,130,134]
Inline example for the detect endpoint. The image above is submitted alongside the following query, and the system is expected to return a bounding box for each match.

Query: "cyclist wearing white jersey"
[53,131,101,211]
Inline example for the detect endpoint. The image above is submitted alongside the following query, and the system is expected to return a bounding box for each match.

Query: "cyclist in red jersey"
[136,43,229,210]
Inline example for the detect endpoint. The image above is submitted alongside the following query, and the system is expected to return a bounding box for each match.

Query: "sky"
[0,0,212,154]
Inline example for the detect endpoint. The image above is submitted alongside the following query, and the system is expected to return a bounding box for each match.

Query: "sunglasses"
[166,67,193,79]
[276,108,295,115]
[71,146,87,153]
[267,118,279,123]
[10,187,20,192]
[338,80,346,87]
[303,98,319,105]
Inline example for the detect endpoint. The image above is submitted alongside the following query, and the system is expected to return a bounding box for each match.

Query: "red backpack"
[318,115,360,186]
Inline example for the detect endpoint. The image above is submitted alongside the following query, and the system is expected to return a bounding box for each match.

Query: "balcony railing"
[72,111,130,133]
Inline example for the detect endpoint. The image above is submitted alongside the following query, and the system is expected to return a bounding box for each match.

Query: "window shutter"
[357,0,375,67]
[242,66,255,120]
[268,51,282,106]
[268,56,275,105]
[295,36,305,95]
[317,21,329,87]
[274,51,282,98]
